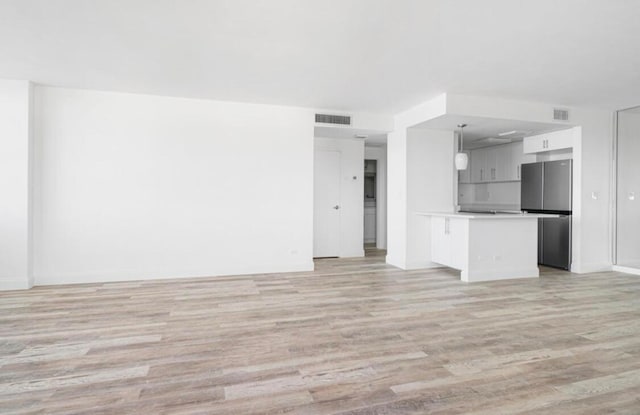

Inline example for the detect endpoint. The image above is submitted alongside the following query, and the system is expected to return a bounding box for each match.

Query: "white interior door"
[314,150,341,257]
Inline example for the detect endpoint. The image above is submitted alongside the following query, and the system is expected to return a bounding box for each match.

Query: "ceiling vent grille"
[315,113,351,125]
[553,108,570,121]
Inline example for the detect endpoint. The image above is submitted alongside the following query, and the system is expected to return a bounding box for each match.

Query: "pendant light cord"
[457,123,467,153]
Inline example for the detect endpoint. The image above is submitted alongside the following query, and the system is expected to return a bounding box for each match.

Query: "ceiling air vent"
[553,108,569,121]
[315,113,351,125]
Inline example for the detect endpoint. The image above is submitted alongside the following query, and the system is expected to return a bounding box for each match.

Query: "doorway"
[364,159,377,248]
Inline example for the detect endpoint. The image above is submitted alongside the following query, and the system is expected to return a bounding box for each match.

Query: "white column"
[387,127,456,269]
[0,80,33,290]
[386,129,408,267]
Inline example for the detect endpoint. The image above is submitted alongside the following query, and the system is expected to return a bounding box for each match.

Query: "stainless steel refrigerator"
[521,160,572,270]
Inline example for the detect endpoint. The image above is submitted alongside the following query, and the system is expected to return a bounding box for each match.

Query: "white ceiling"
[414,115,572,149]
[314,126,388,146]
[1,0,639,113]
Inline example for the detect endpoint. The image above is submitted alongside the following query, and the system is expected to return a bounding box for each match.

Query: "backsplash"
[459,181,522,211]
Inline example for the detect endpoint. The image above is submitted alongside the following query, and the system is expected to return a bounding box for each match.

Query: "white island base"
[419,212,558,282]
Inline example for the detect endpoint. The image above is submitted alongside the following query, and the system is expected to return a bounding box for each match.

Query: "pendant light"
[455,123,469,170]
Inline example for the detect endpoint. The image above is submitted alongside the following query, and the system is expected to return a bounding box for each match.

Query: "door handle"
[333,205,340,210]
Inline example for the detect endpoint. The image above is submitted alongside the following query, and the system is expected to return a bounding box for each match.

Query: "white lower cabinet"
[424,213,542,282]
[431,217,467,270]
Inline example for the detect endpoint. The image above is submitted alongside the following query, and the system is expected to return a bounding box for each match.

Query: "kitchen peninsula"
[418,211,559,282]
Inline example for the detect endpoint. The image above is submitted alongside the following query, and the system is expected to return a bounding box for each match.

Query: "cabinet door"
[524,130,573,154]
[546,130,573,151]
[448,219,467,270]
[470,148,485,183]
[485,147,497,181]
[523,135,545,154]
[508,142,524,181]
[430,217,451,265]
[493,145,510,181]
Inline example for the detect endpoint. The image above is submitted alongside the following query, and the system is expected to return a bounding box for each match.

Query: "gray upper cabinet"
[465,142,524,183]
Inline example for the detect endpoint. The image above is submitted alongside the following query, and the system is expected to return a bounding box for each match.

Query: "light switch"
[591,192,598,200]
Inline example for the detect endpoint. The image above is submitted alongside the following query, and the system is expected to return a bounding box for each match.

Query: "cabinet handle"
[480,169,483,181]
[517,165,520,179]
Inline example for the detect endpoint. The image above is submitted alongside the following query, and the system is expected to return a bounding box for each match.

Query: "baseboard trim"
[34,261,315,287]
[570,262,613,274]
[385,256,443,270]
[0,279,33,291]
[385,255,404,269]
[462,267,539,283]
[404,260,443,270]
[612,265,640,276]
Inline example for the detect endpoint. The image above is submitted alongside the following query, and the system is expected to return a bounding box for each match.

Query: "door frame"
[612,106,640,274]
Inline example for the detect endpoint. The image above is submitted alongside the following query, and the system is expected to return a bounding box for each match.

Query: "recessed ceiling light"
[475,137,512,144]
[354,134,368,139]
[498,130,517,137]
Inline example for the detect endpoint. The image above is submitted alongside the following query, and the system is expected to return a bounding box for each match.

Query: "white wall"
[314,137,364,257]
[387,94,451,270]
[32,86,315,285]
[0,80,33,290]
[364,145,387,249]
[570,115,613,273]
[386,129,408,267]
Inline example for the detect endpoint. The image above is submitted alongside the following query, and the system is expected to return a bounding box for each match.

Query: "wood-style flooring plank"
[1,247,639,414]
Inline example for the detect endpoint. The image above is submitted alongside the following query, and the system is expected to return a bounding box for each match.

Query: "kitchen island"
[417,211,559,282]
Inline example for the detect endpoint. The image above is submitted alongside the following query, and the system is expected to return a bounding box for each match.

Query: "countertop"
[415,211,561,219]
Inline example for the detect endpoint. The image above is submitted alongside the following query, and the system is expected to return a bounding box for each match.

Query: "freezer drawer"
[540,216,572,270]
[521,162,544,211]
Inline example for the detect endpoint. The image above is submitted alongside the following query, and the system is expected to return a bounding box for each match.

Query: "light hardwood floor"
[1,249,640,414]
